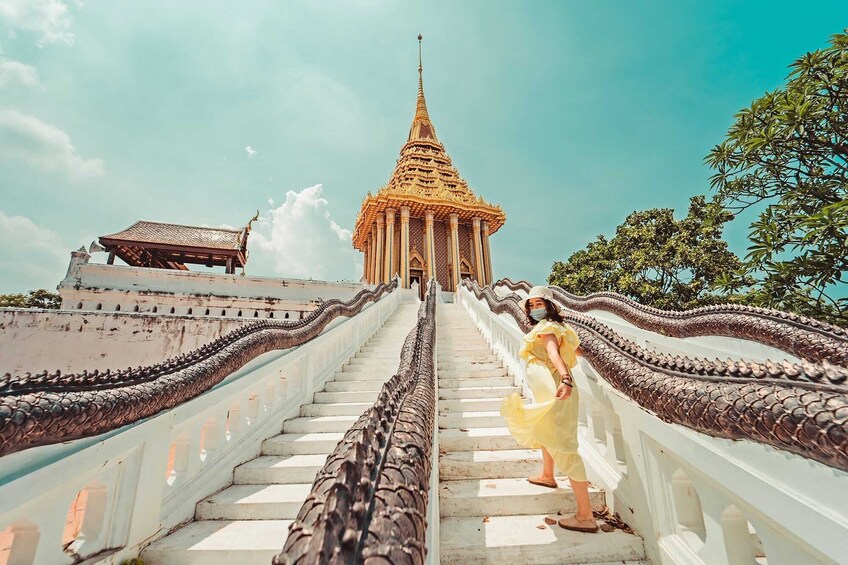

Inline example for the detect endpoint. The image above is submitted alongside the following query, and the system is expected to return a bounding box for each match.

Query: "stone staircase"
[142,303,420,565]
[437,303,646,564]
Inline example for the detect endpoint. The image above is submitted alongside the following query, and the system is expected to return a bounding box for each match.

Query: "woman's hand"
[555,382,572,401]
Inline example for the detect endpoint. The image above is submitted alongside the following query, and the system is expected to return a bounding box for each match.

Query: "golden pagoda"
[353,35,506,294]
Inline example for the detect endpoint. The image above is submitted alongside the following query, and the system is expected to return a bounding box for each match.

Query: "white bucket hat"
[518,285,555,310]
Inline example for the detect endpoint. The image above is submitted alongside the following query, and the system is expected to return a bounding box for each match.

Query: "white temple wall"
[0,309,251,375]
[58,254,367,317]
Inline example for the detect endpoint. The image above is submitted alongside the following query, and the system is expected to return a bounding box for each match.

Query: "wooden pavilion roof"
[99,220,249,271]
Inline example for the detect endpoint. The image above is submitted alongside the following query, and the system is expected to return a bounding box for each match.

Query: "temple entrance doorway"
[410,270,424,300]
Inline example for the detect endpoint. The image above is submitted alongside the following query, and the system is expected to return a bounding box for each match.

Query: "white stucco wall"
[57,252,368,318]
[0,309,252,375]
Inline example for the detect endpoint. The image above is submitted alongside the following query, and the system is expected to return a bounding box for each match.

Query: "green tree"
[0,289,62,309]
[706,29,848,326]
[549,196,747,311]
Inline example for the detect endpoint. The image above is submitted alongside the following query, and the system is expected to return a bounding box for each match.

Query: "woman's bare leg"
[542,447,555,479]
[568,478,597,523]
[529,447,556,483]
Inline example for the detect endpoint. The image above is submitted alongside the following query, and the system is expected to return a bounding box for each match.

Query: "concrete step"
[344,358,397,369]
[359,343,406,351]
[439,367,507,379]
[334,371,395,382]
[365,338,411,347]
[439,386,519,400]
[439,427,519,452]
[437,361,503,371]
[262,432,344,455]
[439,376,513,389]
[439,449,542,480]
[440,345,492,353]
[313,390,380,403]
[356,349,403,358]
[142,520,292,565]
[439,478,605,518]
[196,483,313,520]
[439,411,503,429]
[234,454,328,484]
[282,415,359,433]
[302,402,371,417]
[439,514,645,564]
[324,380,387,392]
[440,398,506,412]
[438,354,499,364]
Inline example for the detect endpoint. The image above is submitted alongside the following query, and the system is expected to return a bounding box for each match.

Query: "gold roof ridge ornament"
[352,34,506,251]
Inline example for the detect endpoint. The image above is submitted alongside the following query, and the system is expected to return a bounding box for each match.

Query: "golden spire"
[409,33,437,141]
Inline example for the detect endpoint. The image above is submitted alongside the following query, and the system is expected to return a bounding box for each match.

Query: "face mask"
[529,307,547,321]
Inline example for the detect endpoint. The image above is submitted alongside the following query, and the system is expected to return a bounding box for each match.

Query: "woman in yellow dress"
[500,285,599,533]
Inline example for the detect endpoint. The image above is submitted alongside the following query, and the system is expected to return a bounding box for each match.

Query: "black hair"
[524,297,564,324]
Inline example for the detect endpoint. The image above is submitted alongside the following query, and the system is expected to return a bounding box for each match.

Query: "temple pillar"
[472,217,485,286]
[384,208,396,283]
[375,214,385,284]
[425,210,436,281]
[370,224,378,284]
[449,213,460,292]
[400,206,410,288]
[363,234,370,282]
[482,220,493,284]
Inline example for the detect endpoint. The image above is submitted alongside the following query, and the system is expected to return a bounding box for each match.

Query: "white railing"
[456,285,847,565]
[0,287,402,565]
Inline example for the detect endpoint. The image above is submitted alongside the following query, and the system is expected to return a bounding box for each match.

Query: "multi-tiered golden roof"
[354,36,505,293]
[352,44,505,251]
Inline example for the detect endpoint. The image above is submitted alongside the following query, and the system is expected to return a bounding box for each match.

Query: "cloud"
[0,0,77,47]
[0,209,69,293]
[0,109,104,178]
[0,57,41,88]
[245,145,257,158]
[250,184,362,281]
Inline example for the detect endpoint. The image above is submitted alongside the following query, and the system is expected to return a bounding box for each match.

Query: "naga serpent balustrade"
[276,281,437,565]
[464,279,848,473]
[494,278,848,367]
[0,280,398,457]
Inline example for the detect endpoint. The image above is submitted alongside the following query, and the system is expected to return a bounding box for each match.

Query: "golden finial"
[418,34,423,95]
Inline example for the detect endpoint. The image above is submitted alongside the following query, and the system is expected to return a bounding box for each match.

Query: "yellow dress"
[500,319,587,482]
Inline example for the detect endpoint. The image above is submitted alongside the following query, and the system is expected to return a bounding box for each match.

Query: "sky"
[0,1,845,293]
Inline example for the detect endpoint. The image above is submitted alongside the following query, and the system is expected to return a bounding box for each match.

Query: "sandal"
[527,477,558,489]
[558,515,599,533]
